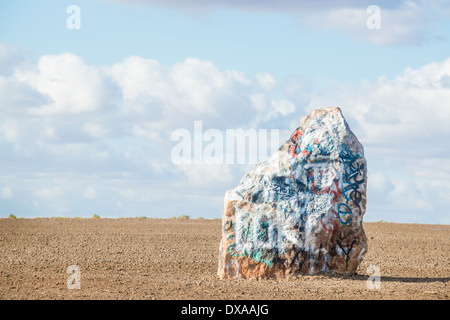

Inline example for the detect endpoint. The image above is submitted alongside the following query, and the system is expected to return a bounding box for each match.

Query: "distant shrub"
[197,216,204,220]
[92,214,100,219]
[8,214,16,219]
[135,216,147,219]
[179,215,190,219]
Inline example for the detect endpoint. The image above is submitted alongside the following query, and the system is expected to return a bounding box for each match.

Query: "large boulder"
[218,106,368,279]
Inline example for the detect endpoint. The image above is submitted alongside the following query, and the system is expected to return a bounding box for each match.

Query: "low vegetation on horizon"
[2,214,220,220]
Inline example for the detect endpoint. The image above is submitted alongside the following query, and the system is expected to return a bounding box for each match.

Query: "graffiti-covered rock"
[218,106,368,279]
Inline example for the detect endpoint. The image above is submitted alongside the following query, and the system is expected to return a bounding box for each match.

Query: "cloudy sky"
[0,0,449,223]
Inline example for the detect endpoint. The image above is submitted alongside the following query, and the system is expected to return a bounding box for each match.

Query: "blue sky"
[3,0,450,83]
[1,0,450,223]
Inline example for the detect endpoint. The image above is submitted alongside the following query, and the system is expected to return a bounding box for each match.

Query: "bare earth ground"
[0,218,448,300]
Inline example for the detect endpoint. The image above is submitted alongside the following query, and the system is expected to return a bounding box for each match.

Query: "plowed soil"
[0,218,448,300]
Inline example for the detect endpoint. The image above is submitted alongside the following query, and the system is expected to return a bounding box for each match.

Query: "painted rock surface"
[218,107,368,279]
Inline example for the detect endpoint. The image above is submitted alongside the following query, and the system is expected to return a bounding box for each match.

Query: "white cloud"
[36,187,64,200]
[306,57,450,223]
[15,53,112,115]
[407,158,450,181]
[106,0,450,46]
[389,179,433,211]
[300,2,431,46]
[119,188,136,200]
[363,104,400,125]
[272,99,296,116]
[83,123,109,139]
[1,187,13,199]
[84,187,98,199]
[0,45,292,215]
[1,43,449,223]
[308,56,450,150]
[117,186,167,202]
[255,73,276,91]
[248,93,270,113]
[132,125,160,141]
[1,121,21,142]
[0,43,25,76]
[105,55,286,129]
[177,164,236,186]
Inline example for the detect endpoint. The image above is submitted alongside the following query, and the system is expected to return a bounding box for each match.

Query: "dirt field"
[0,218,448,300]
